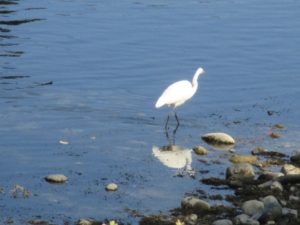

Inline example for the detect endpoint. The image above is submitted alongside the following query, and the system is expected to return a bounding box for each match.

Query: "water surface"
[1,0,300,224]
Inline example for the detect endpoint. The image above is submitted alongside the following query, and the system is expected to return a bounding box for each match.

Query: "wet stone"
[202,132,235,145]
[234,214,260,225]
[242,200,264,217]
[281,164,300,175]
[230,155,258,164]
[270,181,283,192]
[181,196,210,212]
[261,195,282,221]
[45,174,68,183]
[226,163,255,180]
[193,146,208,155]
[257,171,284,182]
[184,214,198,225]
[282,208,298,219]
[290,151,300,163]
[212,219,233,225]
[273,123,285,129]
[251,147,286,158]
[269,132,281,139]
[251,147,269,155]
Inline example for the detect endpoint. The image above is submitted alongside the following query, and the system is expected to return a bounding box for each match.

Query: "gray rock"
[281,164,300,175]
[257,171,284,182]
[261,195,282,220]
[212,219,233,225]
[181,196,210,212]
[234,214,260,225]
[289,195,300,202]
[270,181,283,192]
[226,163,255,180]
[105,183,118,191]
[291,151,300,163]
[242,200,264,217]
[45,174,68,183]
[184,214,198,225]
[202,132,235,145]
[282,207,298,219]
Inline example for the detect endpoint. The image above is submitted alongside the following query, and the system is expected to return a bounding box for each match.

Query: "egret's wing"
[156,80,192,107]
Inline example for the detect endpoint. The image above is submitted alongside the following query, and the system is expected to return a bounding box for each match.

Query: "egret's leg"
[164,114,170,131]
[174,111,180,127]
[172,110,180,136]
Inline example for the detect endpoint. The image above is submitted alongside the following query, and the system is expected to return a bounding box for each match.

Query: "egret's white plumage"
[155,67,205,109]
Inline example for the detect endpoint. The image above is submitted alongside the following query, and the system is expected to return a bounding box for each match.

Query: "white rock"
[281,164,300,175]
[202,132,235,145]
[105,183,118,191]
[212,219,233,225]
[45,174,68,183]
[242,200,264,217]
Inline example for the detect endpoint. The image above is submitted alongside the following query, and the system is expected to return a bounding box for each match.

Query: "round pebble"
[45,174,68,183]
[105,183,118,191]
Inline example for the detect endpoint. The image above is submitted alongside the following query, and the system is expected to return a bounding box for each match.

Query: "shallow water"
[1,0,300,224]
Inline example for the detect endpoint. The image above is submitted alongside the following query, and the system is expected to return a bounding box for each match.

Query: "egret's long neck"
[192,71,201,90]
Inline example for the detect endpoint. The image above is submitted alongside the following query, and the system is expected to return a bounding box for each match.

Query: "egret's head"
[196,67,205,75]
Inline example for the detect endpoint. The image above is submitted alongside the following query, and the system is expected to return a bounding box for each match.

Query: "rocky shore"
[137,133,300,225]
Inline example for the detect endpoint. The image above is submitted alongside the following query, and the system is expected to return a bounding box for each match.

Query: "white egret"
[155,67,205,130]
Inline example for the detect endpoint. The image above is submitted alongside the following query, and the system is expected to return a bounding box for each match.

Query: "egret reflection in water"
[152,145,195,177]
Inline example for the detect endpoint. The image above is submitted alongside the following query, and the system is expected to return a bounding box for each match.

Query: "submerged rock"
[181,196,210,212]
[193,146,208,155]
[269,132,281,139]
[242,200,264,217]
[45,174,68,183]
[230,155,258,164]
[212,219,233,225]
[251,147,286,158]
[273,123,285,129]
[251,147,269,155]
[202,132,235,145]
[226,163,255,180]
